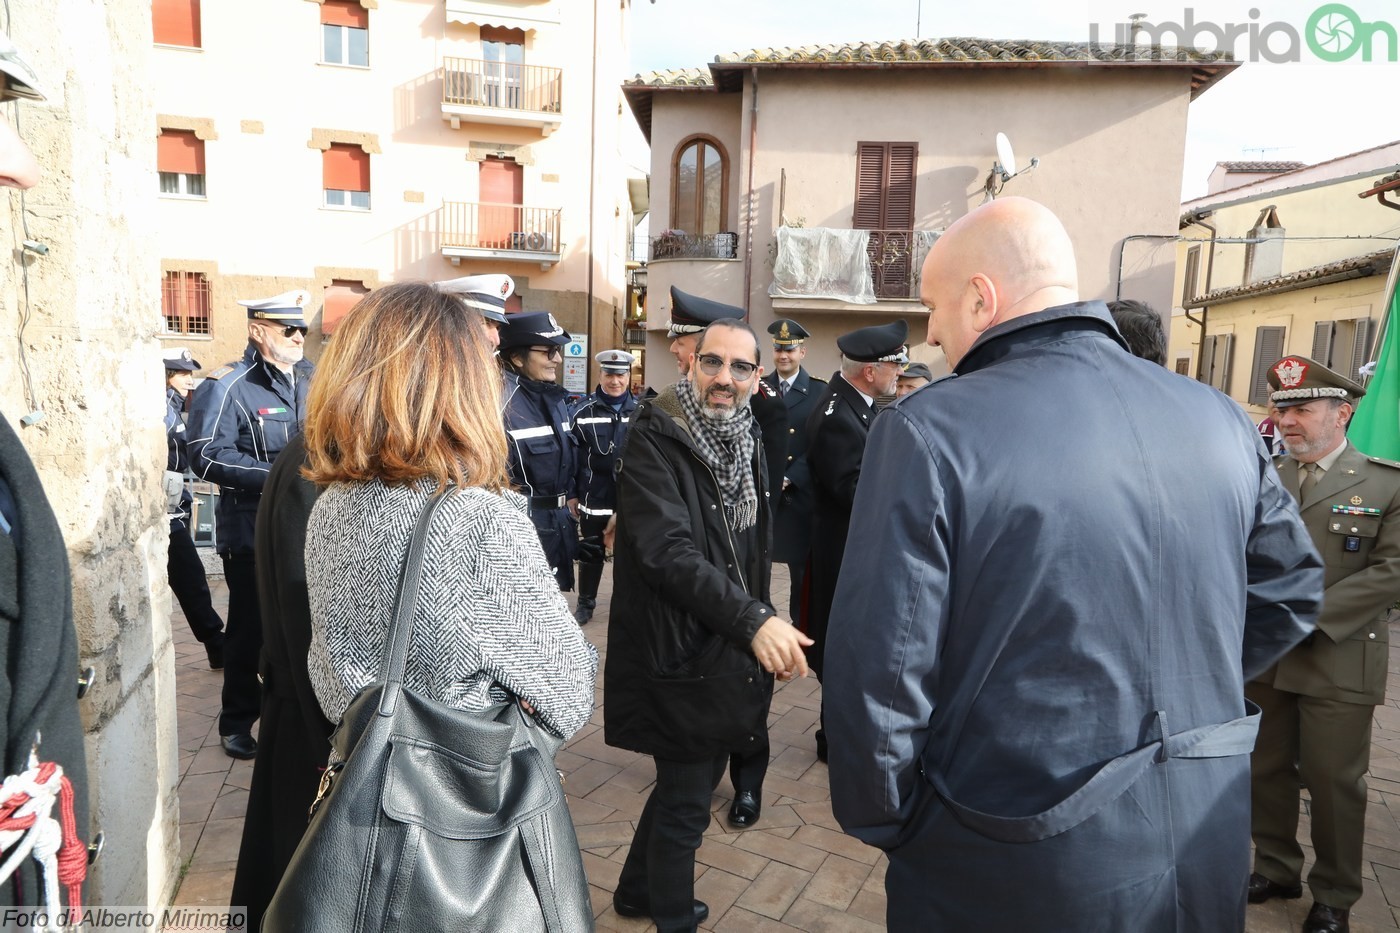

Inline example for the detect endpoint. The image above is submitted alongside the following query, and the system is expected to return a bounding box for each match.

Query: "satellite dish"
[995,132,1017,180]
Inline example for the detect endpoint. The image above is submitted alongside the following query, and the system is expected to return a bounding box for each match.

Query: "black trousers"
[167,520,224,645]
[220,554,263,736]
[576,512,610,600]
[617,755,728,933]
[729,733,769,798]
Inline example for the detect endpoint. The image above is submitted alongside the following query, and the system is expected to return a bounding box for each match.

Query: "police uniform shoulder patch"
[1365,455,1400,470]
[207,365,236,380]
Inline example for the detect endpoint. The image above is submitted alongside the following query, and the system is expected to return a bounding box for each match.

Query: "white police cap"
[238,289,312,327]
[436,274,514,324]
[596,349,635,373]
[0,30,46,103]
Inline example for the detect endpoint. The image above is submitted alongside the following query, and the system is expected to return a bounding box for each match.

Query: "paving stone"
[736,861,812,920]
[805,853,874,910]
[732,830,828,872]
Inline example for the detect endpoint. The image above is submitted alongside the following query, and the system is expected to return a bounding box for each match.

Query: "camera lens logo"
[1309,3,1362,59]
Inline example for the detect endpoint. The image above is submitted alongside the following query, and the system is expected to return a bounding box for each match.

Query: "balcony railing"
[770,227,940,303]
[442,57,563,115]
[649,231,739,261]
[441,201,562,256]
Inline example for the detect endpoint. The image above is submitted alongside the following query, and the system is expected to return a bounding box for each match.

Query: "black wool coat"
[604,386,775,762]
[0,414,89,907]
[231,435,334,929]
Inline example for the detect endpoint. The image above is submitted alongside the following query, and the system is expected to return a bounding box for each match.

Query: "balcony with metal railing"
[441,57,563,135]
[768,226,940,313]
[440,201,562,267]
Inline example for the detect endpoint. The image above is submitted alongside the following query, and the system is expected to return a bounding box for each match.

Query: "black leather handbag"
[262,494,594,932]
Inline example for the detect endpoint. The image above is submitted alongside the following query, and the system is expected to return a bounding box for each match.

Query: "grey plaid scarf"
[676,377,758,531]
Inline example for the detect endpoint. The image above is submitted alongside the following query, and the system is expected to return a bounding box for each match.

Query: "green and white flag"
[1351,285,1400,462]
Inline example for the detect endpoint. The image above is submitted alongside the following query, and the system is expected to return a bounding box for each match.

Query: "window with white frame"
[322,143,370,210]
[321,0,368,67]
[158,129,206,199]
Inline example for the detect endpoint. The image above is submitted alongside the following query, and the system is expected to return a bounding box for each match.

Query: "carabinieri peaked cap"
[668,286,742,338]
[162,347,201,373]
[436,273,514,324]
[596,349,635,374]
[837,319,909,363]
[1267,354,1366,409]
[768,319,811,347]
[238,289,311,329]
[498,311,570,351]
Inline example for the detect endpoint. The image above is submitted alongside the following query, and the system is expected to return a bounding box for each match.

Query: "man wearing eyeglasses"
[188,289,316,759]
[607,318,813,932]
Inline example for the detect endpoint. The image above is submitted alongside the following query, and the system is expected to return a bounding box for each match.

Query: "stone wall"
[1,1,180,908]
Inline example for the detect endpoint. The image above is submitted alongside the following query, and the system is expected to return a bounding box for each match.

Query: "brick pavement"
[166,563,1400,931]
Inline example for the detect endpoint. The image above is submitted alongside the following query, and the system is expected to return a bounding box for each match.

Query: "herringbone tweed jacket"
[305,480,598,738]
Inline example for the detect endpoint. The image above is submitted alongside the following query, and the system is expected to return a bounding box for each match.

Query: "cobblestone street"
[168,563,1400,931]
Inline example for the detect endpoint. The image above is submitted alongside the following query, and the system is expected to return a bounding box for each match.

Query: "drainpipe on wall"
[742,66,758,318]
[1183,213,1218,381]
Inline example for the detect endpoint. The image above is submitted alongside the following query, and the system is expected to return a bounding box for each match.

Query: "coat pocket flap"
[382,735,561,839]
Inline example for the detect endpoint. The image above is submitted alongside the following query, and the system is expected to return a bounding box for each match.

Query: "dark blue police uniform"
[571,363,638,621]
[500,312,578,591]
[186,292,314,757]
[164,355,225,663]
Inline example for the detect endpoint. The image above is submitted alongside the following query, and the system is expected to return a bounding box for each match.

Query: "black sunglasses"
[696,353,757,381]
[280,325,309,338]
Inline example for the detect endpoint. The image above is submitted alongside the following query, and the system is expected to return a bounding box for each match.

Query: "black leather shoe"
[220,733,257,760]
[574,597,595,626]
[1247,872,1303,904]
[612,894,708,924]
[1303,903,1349,933]
[815,728,828,762]
[728,791,761,828]
[204,642,224,671]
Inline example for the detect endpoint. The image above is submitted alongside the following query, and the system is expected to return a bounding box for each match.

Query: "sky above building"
[629,0,1399,201]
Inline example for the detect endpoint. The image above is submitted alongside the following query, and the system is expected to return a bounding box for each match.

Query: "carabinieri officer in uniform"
[499,311,579,591]
[187,289,315,760]
[1248,355,1400,933]
[570,349,638,624]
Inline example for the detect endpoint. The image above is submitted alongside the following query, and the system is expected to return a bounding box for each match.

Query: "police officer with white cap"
[498,311,579,591]
[164,348,225,669]
[437,273,512,348]
[570,349,638,623]
[187,289,315,759]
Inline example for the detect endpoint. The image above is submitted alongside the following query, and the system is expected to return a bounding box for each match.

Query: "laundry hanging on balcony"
[768,227,878,304]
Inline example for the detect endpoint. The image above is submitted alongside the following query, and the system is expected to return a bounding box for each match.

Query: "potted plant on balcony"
[653,228,687,259]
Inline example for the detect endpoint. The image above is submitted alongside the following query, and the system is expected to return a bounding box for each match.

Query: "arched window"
[671,136,728,236]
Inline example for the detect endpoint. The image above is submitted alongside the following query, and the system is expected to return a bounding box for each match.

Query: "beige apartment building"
[153,0,640,387]
[1168,141,1400,418]
[623,39,1237,385]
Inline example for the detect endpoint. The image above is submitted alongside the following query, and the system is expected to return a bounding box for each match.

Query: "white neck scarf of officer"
[676,378,758,532]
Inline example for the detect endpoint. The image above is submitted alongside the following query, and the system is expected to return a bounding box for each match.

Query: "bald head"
[920,197,1079,368]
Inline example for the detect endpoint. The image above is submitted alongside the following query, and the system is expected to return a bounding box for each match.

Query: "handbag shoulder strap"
[376,491,451,711]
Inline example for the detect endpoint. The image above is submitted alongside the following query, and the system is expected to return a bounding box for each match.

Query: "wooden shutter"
[1311,321,1334,364]
[1212,334,1235,393]
[1350,318,1375,379]
[1248,325,1286,405]
[321,279,368,337]
[1174,357,1191,376]
[885,144,916,230]
[1182,246,1201,304]
[853,144,886,230]
[322,144,369,192]
[153,0,201,48]
[157,130,204,175]
[321,0,368,28]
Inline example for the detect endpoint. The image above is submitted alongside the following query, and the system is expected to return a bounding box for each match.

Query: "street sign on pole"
[563,336,589,393]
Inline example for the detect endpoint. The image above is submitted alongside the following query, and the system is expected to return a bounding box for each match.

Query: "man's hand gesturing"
[751,616,815,681]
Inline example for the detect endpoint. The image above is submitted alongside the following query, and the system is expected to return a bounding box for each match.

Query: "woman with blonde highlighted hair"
[300,281,596,739]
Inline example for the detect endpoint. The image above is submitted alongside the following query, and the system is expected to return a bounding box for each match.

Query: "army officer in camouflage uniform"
[1248,355,1400,933]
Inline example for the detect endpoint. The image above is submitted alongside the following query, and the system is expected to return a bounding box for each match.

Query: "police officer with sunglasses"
[187,289,315,760]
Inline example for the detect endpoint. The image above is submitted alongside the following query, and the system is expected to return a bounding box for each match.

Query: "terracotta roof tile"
[1192,247,1396,306]
[710,38,1232,66]
[1217,161,1308,173]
